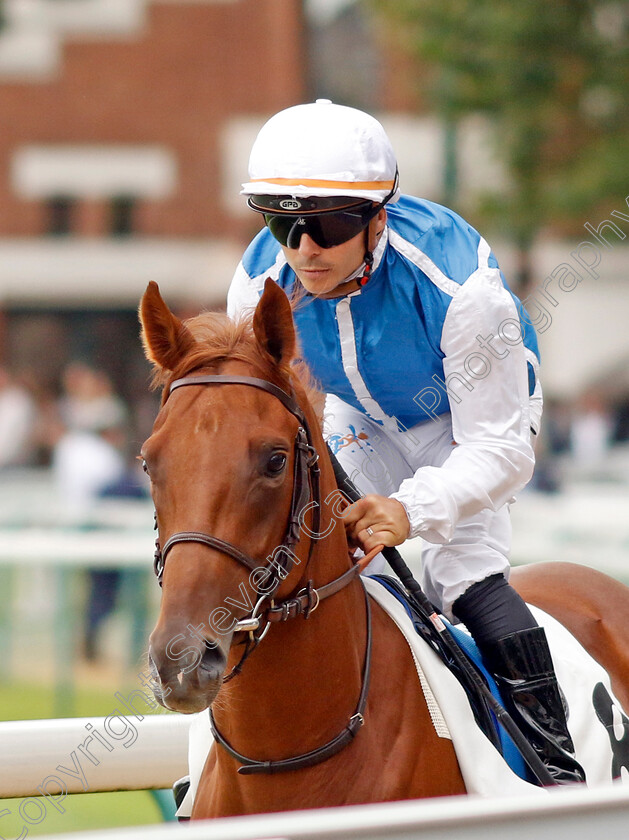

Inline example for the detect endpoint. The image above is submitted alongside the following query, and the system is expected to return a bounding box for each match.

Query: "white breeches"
[323,395,512,621]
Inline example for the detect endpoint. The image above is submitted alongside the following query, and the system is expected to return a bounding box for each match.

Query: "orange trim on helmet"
[249,177,396,191]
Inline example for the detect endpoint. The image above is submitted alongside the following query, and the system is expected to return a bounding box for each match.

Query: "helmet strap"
[358,251,373,287]
[358,215,380,286]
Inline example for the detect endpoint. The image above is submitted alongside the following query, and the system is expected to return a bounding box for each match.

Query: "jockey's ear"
[253,279,296,368]
[139,281,195,371]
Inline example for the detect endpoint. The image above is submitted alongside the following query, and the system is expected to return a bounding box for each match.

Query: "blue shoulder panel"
[241,227,283,279]
[387,197,483,287]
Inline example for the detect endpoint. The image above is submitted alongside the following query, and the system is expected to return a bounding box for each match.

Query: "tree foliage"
[370,0,629,278]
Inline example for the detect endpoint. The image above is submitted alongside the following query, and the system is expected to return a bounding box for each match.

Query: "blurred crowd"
[0,360,151,661]
[0,361,150,488]
[531,389,629,492]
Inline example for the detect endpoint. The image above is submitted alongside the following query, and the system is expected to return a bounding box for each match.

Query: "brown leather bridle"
[154,374,321,593]
[151,372,372,774]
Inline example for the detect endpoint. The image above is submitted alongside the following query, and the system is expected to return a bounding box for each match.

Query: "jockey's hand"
[343,494,410,554]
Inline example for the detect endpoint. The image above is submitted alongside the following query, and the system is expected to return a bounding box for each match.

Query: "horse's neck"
[215,500,366,756]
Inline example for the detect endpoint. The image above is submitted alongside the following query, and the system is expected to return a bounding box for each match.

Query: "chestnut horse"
[140,279,629,819]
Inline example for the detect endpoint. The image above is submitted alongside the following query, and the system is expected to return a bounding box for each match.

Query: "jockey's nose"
[296,232,321,256]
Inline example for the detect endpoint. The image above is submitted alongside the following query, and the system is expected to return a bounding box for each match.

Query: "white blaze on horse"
[139,279,629,819]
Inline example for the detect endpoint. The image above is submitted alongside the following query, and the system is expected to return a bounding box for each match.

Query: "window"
[109,196,136,237]
[46,195,75,236]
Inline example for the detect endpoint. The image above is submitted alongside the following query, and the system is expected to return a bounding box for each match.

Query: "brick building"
[0,0,306,441]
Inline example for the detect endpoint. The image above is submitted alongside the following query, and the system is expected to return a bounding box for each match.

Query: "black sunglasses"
[264,203,380,250]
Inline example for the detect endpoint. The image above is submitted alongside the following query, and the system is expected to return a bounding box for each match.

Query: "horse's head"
[139,280,333,713]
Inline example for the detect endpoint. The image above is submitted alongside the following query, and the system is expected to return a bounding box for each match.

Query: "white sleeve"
[525,346,543,437]
[226,261,264,320]
[227,246,289,320]
[391,269,536,544]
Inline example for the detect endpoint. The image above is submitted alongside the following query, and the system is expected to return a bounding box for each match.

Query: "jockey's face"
[281,209,386,296]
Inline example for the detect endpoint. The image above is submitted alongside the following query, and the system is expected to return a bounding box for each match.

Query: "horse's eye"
[265,452,287,476]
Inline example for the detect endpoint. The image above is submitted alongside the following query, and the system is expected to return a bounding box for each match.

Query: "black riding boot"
[485,626,586,785]
[453,575,586,786]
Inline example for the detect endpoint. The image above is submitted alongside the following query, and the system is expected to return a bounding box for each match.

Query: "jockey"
[227,99,585,785]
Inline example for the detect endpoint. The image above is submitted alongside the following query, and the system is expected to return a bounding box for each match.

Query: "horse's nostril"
[197,640,227,682]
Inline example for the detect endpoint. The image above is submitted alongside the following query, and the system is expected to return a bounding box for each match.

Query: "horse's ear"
[139,281,195,371]
[253,279,296,367]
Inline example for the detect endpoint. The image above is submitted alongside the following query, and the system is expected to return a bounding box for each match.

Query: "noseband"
[153,373,322,594]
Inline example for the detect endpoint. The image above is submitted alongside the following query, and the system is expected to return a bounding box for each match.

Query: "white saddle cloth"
[179,576,628,816]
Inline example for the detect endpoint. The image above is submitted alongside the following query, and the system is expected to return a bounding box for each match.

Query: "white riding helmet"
[241,99,400,205]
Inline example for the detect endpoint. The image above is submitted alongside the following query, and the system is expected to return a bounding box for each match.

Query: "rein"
[211,584,372,775]
[152,372,372,774]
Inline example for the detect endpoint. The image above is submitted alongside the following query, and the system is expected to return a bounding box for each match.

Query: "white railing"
[3,713,629,840]
[3,715,629,840]
[0,714,190,798]
[30,783,629,840]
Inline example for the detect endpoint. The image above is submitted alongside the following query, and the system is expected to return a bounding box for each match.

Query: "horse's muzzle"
[147,630,231,713]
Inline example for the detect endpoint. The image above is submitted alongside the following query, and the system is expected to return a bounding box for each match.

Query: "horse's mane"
[153,308,325,423]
